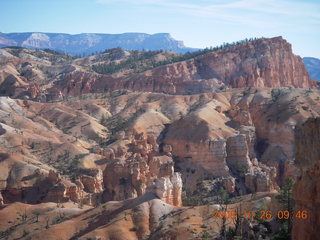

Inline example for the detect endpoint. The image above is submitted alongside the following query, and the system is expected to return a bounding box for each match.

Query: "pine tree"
[274,177,295,240]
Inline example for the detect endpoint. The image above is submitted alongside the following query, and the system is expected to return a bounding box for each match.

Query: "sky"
[1,0,319,58]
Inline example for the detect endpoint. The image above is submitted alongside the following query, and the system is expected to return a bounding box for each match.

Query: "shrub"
[51,212,66,225]
[129,226,139,232]
[32,209,41,222]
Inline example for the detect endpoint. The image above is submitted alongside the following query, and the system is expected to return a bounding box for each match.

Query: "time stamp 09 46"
[211,210,308,220]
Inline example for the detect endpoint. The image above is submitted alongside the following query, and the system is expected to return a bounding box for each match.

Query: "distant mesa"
[0,32,198,55]
[303,57,320,81]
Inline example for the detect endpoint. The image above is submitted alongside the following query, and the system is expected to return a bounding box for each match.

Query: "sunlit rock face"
[1,36,315,100]
[102,131,182,206]
[1,86,319,207]
[47,37,314,99]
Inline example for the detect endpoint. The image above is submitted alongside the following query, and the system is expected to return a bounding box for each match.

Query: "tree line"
[92,37,261,75]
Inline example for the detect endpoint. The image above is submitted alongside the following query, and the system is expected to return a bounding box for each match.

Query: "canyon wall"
[0,37,315,100]
[1,88,320,210]
[48,37,314,100]
[292,118,320,240]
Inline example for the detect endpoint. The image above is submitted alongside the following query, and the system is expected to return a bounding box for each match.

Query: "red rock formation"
[195,37,314,89]
[0,37,315,100]
[151,172,182,207]
[292,118,320,240]
[46,37,314,99]
[79,168,104,193]
[245,163,277,193]
[222,176,236,193]
[0,166,87,205]
[102,131,182,206]
[226,134,253,174]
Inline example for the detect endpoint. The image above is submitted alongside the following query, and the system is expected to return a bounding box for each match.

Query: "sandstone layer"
[1,87,319,208]
[48,37,315,99]
[0,37,316,101]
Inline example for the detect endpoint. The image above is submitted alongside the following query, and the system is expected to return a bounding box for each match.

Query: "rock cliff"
[292,118,320,240]
[0,37,315,100]
[46,37,314,99]
[102,131,182,206]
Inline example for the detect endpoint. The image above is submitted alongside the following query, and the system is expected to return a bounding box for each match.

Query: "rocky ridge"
[47,37,315,98]
[0,32,196,55]
[0,36,319,239]
[0,37,316,101]
[0,87,319,210]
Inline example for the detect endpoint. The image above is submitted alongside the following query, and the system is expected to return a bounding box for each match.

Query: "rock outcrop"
[0,164,103,205]
[151,172,182,207]
[45,37,314,100]
[292,118,320,240]
[43,168,105,206]
[0,87,319,210]
[102,131,182,206]
[79,168,104,193]
[226,134,253,174]
[1,37,315,100]
[245,162,277,193]
[164,102,278,193]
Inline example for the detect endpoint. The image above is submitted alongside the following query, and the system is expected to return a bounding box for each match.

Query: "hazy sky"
[1,0,319,57]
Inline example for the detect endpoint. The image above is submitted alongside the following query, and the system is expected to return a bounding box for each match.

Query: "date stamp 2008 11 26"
[211,210,308,220]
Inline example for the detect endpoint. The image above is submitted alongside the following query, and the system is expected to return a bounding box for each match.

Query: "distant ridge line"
[0,32,198,56]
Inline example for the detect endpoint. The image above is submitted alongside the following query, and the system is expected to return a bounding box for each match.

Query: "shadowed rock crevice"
[293,117,320,240]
